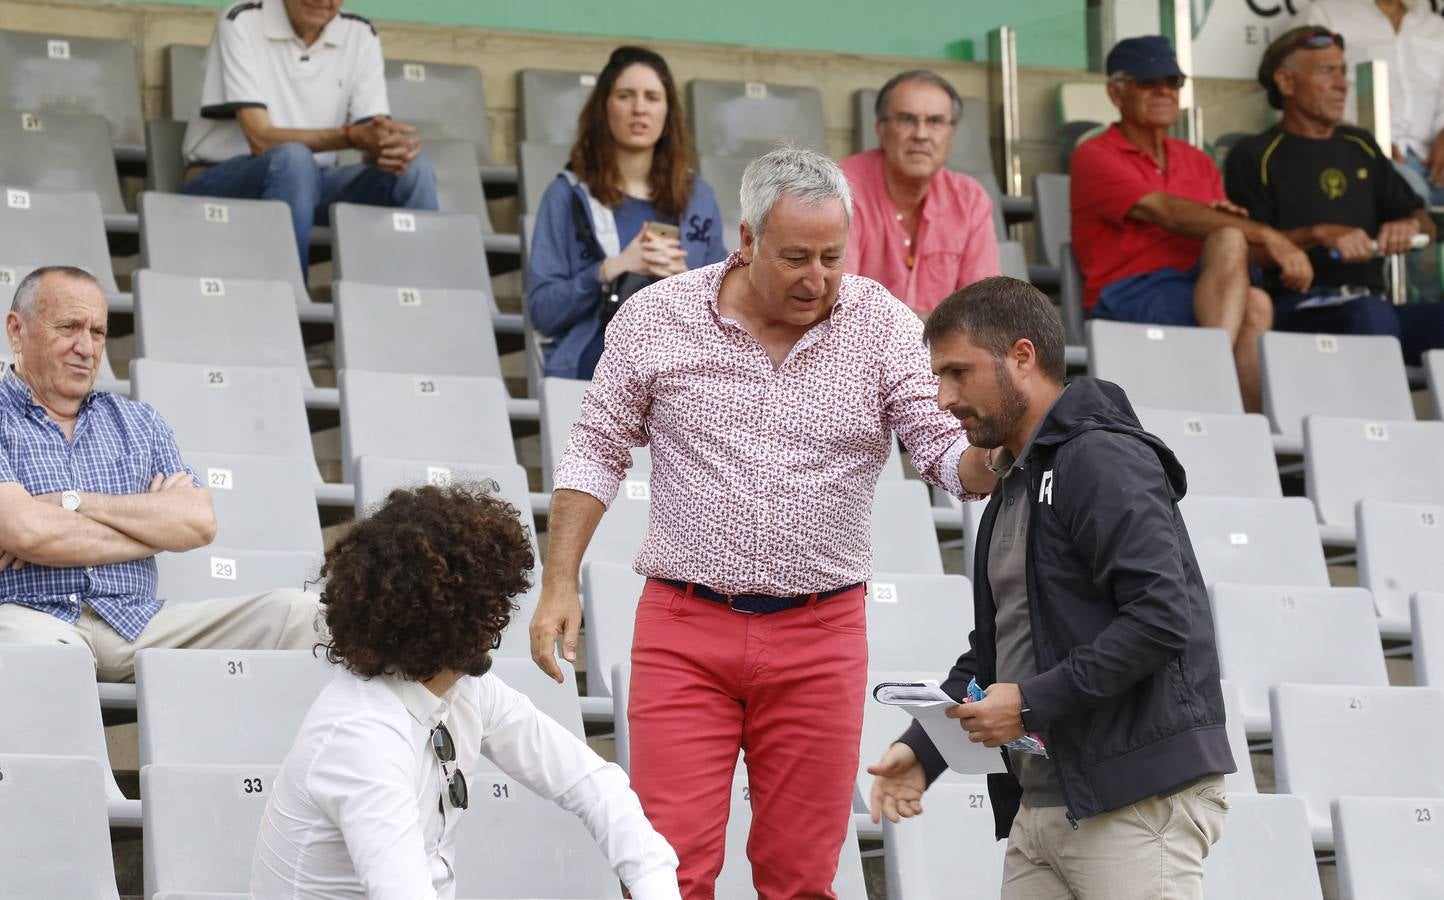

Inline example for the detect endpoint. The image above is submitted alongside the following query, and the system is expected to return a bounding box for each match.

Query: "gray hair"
[10,265,99,320]
[739,145,852,244]
[875,69,964,127]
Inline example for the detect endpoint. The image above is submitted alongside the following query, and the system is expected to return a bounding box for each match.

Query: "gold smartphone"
[645,221,680,241]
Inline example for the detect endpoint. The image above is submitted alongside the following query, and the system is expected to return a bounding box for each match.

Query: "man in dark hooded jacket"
[868,276,1234,899]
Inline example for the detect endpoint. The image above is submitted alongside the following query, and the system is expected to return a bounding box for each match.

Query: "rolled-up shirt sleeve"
[878,302,980,501]
[479,677,680,899]
[551,312,652,507]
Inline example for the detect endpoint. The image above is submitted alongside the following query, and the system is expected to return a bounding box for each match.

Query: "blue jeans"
[1274,290,1444,365]
[1400,150,1444,208]
[182,142,438,271]
[1093,265,1201,326]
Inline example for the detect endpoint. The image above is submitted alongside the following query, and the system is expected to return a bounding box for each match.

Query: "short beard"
[962,359,1029,450]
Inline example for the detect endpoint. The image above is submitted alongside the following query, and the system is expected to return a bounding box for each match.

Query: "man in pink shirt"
[529,147,996,898]
[842,70,1001,318]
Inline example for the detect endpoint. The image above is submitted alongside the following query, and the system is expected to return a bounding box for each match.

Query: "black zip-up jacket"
[898,377,1235,838]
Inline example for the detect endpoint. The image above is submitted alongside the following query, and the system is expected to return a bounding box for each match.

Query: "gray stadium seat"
[427,137,495,233]
[1334,795,1444,900]
[882,780,1006,900]
[1033,172,1069,269]
[969,168,1010,242]
[0,753,120,900]
[865,574,972,673]
[1179,496,1329,588]
[451,764,622,899]
[688,79,827,158]
[0,29,144,158]
[331,202,492,296]
[139,192,321,320]
[144,118,187,193]
[583,480,653,567]
[1202,793,1323,900]
[1307,417,1444,538]
[697,153,747,253]
[164,44,206,121]
[488,658,585,739]
[156,546,321,606]
[142,764,279,900]
[998,240,1028,280]
[872,481,944,575]
[1218,679,1256,794]
[1425,349,1444,421]
[1087,320,1244,415]
[1057,243,1087,346]
[0,187,120,300]
[539,376,650,492]
[516,139,572,216]
[960,493,991,580]
[855,89,995,181]
[612,660,633,771]
[581,560,646,699]
[1416,593,1444,688]
[383,59,492,164]
[517,68,596,146]
[182,450,325,554]
[1212,584,1387,737]
[0,108,129,224]
[1134,408,1281,498]
[337,369,515,483]
[334,280,501,378]
[135,648,336,767]
[881,439,906,480]
[130,360,319,479]
[1356,499,1444,638]
[1261,331,1413,438]
[716,765,867,899]
[1271,683,1444,847]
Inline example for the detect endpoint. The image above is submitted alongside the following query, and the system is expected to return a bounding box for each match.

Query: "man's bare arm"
[530,488,607,683]
[66,473,216,553]
[1131,192,1312,291]
[234,108,419,174]
[957,445,998,496]
[0,483,158,568]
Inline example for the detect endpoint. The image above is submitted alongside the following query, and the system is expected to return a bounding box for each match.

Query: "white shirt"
[249,668,680,900]
[1298,0,1444,158]
[183,0,390,165]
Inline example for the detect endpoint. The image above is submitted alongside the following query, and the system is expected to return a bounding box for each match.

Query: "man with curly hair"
[251,483,681,900]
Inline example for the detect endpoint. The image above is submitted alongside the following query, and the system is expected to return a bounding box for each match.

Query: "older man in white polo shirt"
[182,0,438,272]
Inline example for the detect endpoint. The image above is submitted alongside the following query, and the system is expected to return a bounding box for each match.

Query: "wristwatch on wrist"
[61,490,81,512]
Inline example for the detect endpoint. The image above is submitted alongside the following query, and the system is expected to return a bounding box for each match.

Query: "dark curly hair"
[319,483,534,681]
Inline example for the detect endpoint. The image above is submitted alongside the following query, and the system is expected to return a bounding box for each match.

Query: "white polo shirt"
[183,0,390,166]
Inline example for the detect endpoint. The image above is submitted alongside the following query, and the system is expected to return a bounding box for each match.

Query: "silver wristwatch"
[61,490,81,512]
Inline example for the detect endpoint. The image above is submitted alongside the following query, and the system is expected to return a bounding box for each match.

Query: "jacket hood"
[1030,376,1188,500]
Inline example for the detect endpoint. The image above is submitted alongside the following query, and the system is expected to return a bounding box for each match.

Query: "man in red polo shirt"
[1071,36,1311,412]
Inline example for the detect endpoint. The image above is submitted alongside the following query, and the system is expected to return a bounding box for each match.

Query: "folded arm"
[61,472,216,553]
[0,482,158,568]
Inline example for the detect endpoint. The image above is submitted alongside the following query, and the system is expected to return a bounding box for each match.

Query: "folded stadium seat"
[1425,349,1444,420]
[180,451,325,554]
[0,29,145,162]
[337,370,515,484]
[155,546,321,605]
[872,481,945,575]
[133,269,335,409]
[451,764,623,899]
[141,764,280,900]
[1178,496,1330,588]
[517,68,597,147]
[0,753,120,900]
[998,239,1028,280]
[143,118,187,194]
[864,574,973,673]
[960,493,992,579]
[516,139,574,216]
[334,280,501,378]
[1086,320,1245,415]
[0,108,134,233]
[697,153,748,253]
[1201,793,1324,900]
[0,644,142,825]
[135,648,336,767]
[424,137,519,257]
[580,560,646,701]
[1271,683,1444,848]
[1218,679,1257,794]
[1260,331,1414,444]
[487,657,585,739]
[539,376,651,492]
[687,79,827,158]
[1357,499,1444,639]
[139,192,326,322]
[0,187,121,301]
[383,59,493,166]
[855,89,997,186]
[164,44,207,121]
[581,479,652,568]
[1334,795,1444,899]
[1307,417,1444,545]
[1030,172,1068,278]
[1416,593,1444,687]
[1212,584,1388,738]
[1134,407,1281,499]
[331,201,492,294]
[881,780,1007,900]
[715,764,868,900]
[612,660,634,770]
[856,668,985,812]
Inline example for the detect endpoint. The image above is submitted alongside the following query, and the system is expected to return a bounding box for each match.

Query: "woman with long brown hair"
[525,46,727,379]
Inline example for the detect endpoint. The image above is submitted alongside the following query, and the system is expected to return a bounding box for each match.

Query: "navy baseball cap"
[1105,36,1183,80]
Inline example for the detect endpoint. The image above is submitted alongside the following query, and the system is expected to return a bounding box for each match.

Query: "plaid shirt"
[0,368,199,641]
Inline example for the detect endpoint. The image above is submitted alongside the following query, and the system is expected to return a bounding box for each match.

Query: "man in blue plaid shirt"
[0,267,319,681]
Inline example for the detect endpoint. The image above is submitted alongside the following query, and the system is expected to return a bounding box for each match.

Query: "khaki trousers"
[1001,774,1229,900]
[0,589,323,682]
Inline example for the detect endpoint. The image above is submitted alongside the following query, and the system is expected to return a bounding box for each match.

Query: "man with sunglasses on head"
[251,484,680,900]
[1224,26,1443,362]
[1071,36,1311,413]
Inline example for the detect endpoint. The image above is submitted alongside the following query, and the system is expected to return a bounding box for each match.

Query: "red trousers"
[626,578,868,899]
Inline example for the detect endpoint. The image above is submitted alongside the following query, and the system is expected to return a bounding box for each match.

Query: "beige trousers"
[1001,775,1229,900]
[0,589,323,682]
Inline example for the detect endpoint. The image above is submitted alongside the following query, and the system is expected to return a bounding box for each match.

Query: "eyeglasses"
[884,112,955,132]
[430,722,469,813]
[1111,73,1187,91]
[1296,30,1344,51]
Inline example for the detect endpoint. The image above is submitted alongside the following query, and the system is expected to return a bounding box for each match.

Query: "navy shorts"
[1093,265,1201,326]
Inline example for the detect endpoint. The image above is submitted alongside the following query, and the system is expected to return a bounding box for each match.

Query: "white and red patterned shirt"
[554,251,981,595]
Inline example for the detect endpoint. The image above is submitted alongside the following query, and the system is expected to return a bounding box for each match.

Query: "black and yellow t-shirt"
[1224,124,1421,293]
